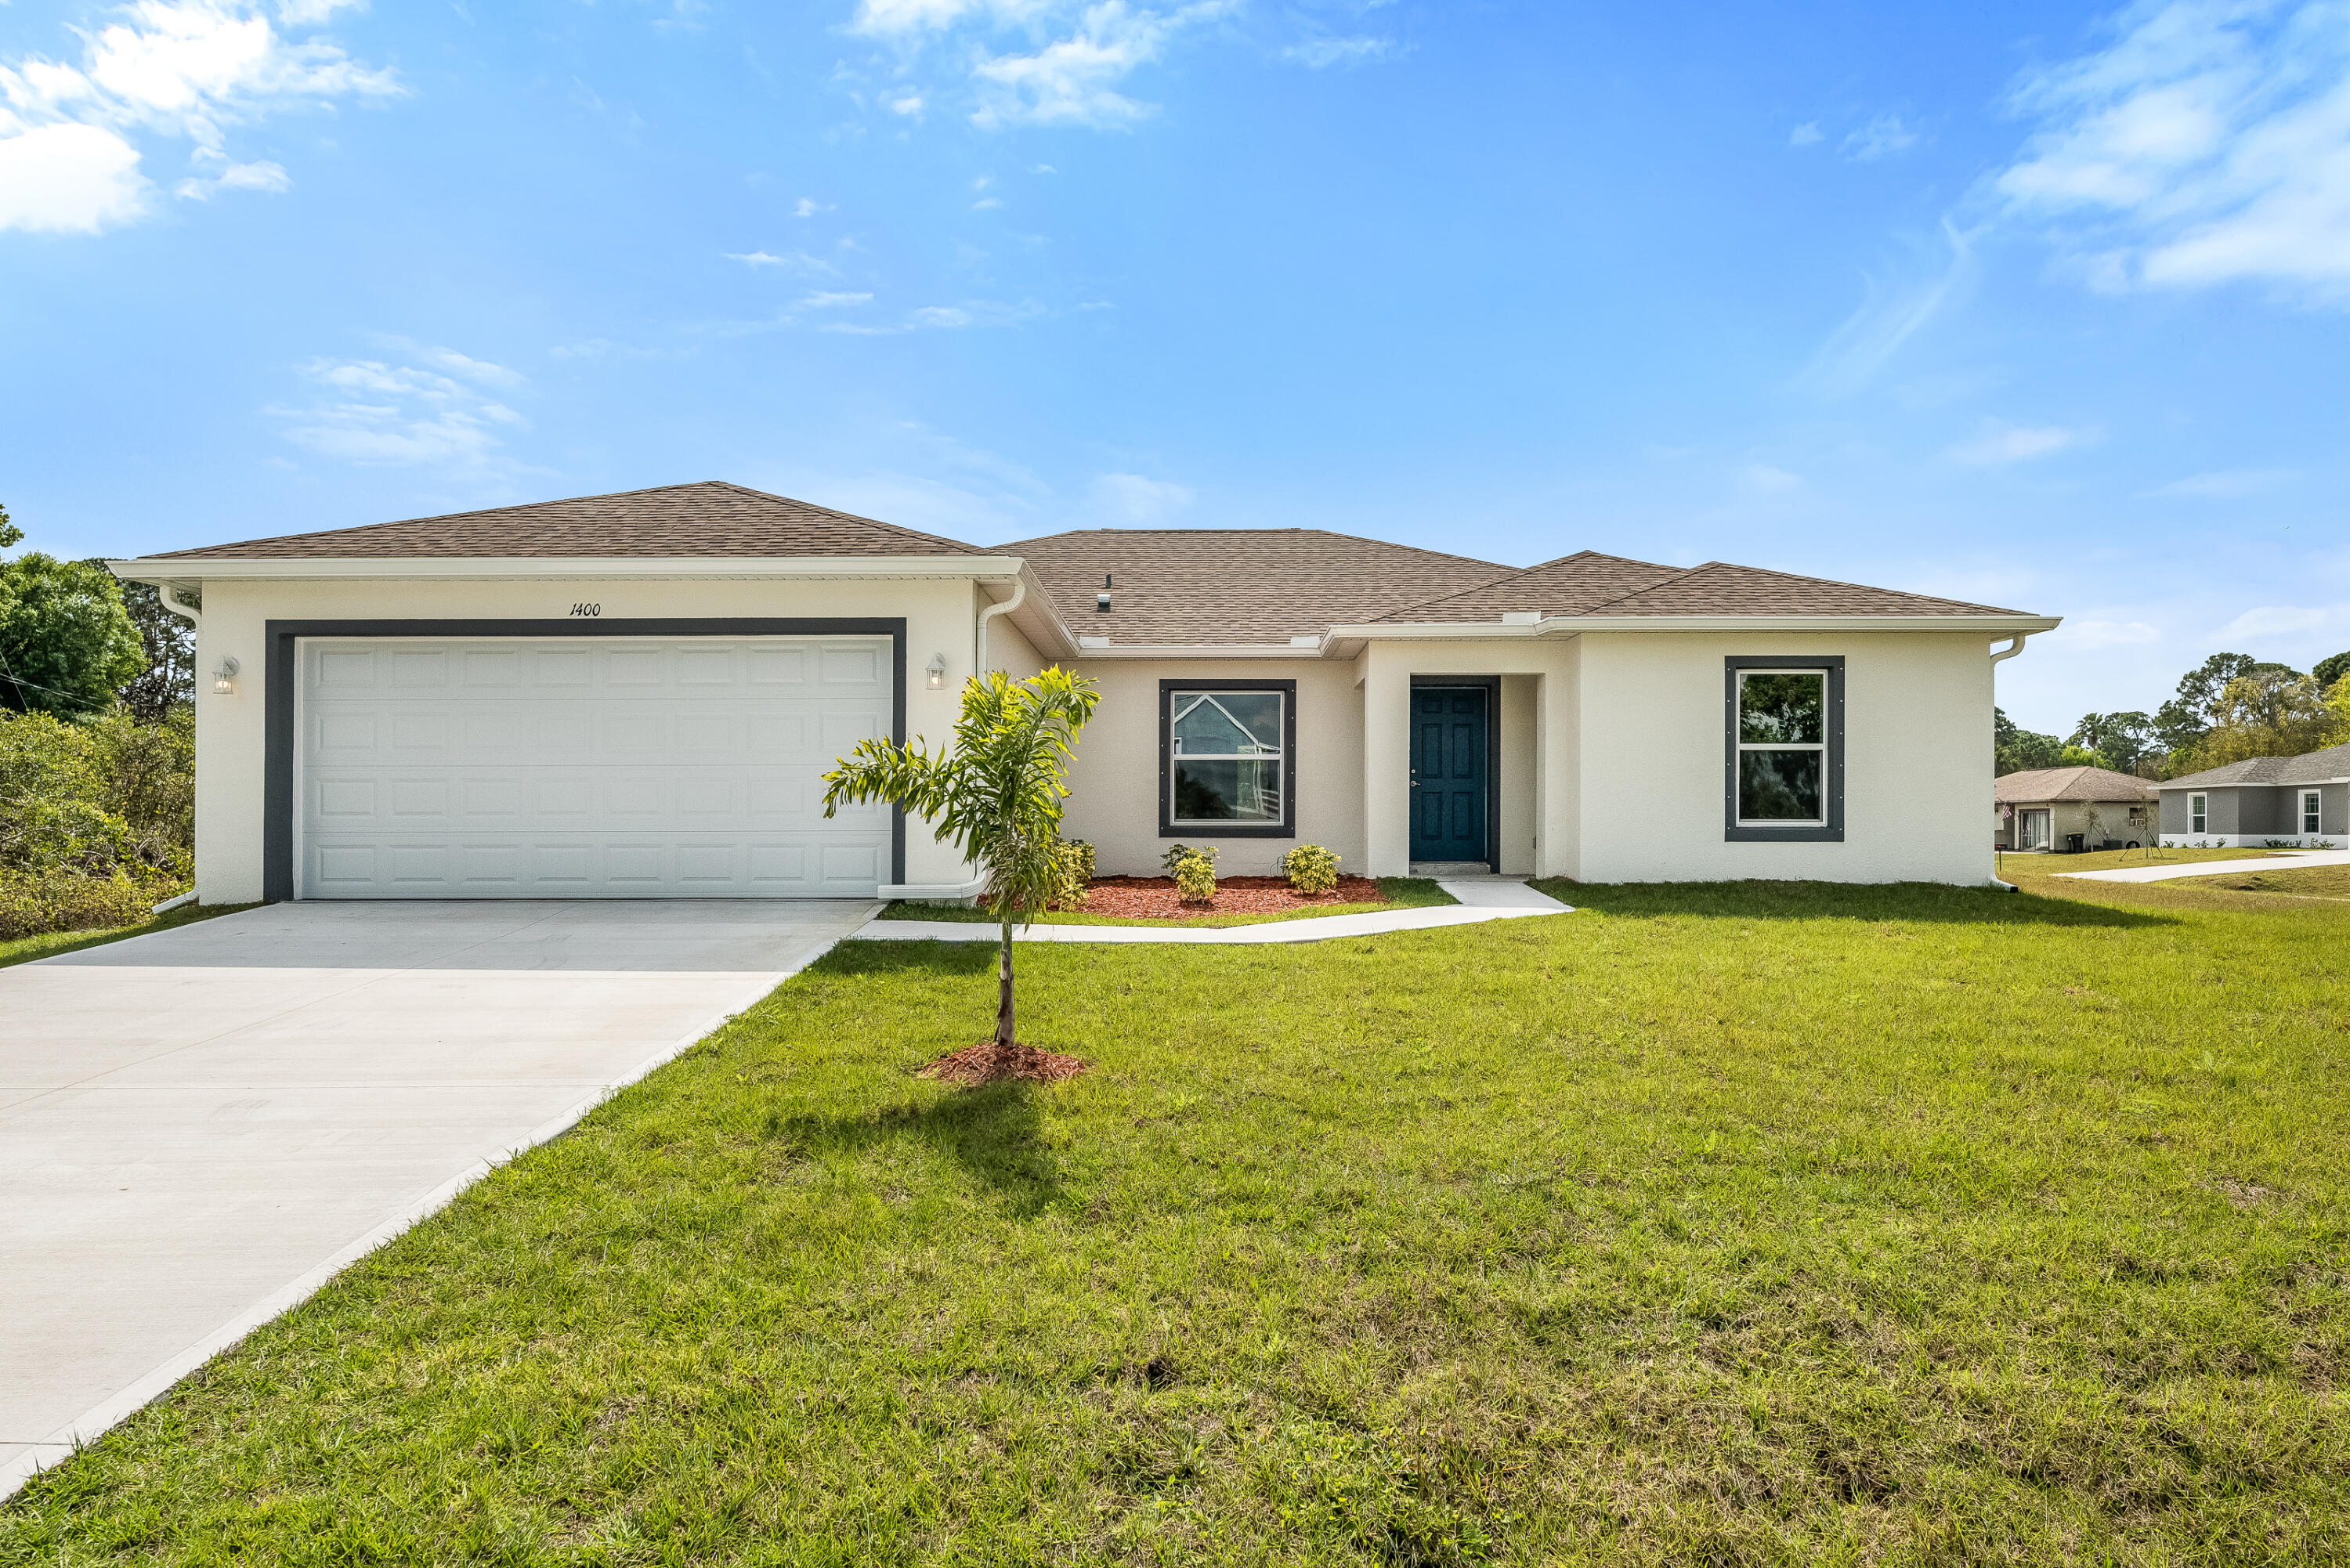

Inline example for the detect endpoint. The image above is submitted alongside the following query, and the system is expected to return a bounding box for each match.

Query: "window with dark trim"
[1159,680,1296,838]
[1723,656,1844,842]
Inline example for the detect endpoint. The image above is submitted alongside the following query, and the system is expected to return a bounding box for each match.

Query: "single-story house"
[2157,742,2350,848]
[1993,765,2156,852]
[107,482,2058,903]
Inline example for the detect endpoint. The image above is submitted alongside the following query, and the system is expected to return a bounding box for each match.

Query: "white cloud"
[1282,35,1393,69]
[2216,604,2334,640]
[1742,464,1806,494]
[0,0,397,234]
[2048,617,2163,648]
[1788,121,1823,147]
[798,289,873,307]
[0,121,146,232]
[1087,471,1191,522]
[1843,113,1919,161]
[2144,466,2295,497]
[724,247,837,273]
[1796,219,1976,396]
[273,348,526,467]
[812,298,1038,334]
[175,155,287,199]
[851,0,1225,131]
[1945,419,2093,465]
[792,196,832,216]
[1993,0,2350,299]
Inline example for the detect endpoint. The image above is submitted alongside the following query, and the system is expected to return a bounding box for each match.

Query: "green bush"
[0,709,192,936]
[1280,842,1341,894]
[0,867,160,941]
[1173,847,1217,903]
[1048,838,1094,909]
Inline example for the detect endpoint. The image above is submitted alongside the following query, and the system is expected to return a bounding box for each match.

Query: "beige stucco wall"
[183,573,987,903]
[1573,630,1994,884]
[2001,797,2153,851]
[1054,659,1362,877]
[1356,638,1578,877]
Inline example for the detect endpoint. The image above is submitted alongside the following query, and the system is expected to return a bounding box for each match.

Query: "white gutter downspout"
[1988,633,2033,891]
[973,574,1026,677]
[152,584,204,914]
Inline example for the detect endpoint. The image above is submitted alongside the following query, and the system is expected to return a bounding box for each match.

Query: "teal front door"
[1410,686,1488,865]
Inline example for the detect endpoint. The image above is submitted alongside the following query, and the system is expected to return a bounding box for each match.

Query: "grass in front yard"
[877,876,1456,927]
[5,880,2348,1563]
[1998,847,2280,880]
[0,901,250,971]
[2167,863,2350,901]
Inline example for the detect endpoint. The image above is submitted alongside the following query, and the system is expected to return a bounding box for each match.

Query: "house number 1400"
[569,603,601,617]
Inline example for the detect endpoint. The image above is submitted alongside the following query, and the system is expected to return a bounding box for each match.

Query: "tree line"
[0,504,192,721]
[1998,650,2350,780]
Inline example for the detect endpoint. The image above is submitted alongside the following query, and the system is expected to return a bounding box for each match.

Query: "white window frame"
[2303,790,2322,836]
[2017,808,2051,851]
[2190,793,2207,835]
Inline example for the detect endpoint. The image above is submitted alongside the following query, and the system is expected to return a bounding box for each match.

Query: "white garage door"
[298,636,894,898]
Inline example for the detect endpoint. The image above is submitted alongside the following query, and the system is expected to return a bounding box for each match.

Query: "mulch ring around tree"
[916,1040,1092,1086]
[1070,874,1385,919]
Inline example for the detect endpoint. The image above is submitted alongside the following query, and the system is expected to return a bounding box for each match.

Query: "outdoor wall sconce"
[926,652,948,690]
[212,656,240,695]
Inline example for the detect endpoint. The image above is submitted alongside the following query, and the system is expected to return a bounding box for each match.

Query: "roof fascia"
[107,554,1030,581]
[1068,643,1332,660]
[1331,614,2063,638]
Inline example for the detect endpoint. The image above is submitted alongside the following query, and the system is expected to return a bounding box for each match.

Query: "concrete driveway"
[0,898,872,1497]
[2054,847,2350,883]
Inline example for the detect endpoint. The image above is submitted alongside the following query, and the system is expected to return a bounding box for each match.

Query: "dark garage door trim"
[263,618,908,903]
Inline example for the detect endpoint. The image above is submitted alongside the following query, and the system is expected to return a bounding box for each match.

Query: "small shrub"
[1049,838,1094,909]
[1280,843,1341,895]
[1160,843,1195,876]
[0,867,158,941]
[1173,848,1217,903]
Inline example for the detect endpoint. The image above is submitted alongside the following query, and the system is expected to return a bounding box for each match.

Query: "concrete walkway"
[0,898,871,1500]
[855,876,1572,945]
[2055,848,2350,883]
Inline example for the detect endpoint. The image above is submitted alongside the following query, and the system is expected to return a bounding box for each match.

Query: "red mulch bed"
[1068,874,1386,919]
[916,1040,1092,1086]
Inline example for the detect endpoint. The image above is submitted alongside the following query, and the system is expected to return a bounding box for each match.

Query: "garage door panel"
[300,637,894,898]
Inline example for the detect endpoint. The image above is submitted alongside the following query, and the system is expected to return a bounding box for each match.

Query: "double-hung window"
[1160,681,1296,837]
[2189,793,2208,835]
[1724,657,1844,841]
[2304,790,2323,836]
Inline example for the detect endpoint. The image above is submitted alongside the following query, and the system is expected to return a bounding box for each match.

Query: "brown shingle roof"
[1376,550,1683,622]
[1002,528,1510,646]
[1994,766,2156,804]
[1572,561,2026,617]
[152,482,979,559]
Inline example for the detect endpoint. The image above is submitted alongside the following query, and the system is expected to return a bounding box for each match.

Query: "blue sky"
[3,0,2347,734]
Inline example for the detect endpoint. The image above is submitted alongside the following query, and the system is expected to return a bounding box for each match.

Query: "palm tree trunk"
[995,917,1016,1049]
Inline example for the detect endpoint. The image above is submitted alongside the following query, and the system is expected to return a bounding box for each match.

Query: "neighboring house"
[1993,765,2155,852]
[108,482,2058,903]
[2156,742,2350,848]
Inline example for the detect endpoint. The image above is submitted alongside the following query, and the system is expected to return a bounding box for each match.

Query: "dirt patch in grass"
[914,1039,1091,1086]
[1079,873,1384,919]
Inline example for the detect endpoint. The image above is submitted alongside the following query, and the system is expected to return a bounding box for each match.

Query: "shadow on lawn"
[773,1083,1064,1216]
[1546,879,2178,929]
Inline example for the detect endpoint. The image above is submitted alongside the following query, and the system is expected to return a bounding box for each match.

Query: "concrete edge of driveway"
[0,912,872,1505]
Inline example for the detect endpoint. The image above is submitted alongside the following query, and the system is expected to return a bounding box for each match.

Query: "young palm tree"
[822,667,1098,1071]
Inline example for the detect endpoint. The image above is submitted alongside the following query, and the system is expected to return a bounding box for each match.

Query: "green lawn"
[5,876,2347,1563]
[2168,863,2350,901]
[877,877,1457,927]
[0,900,248,971]
[1998,846,2279,880]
